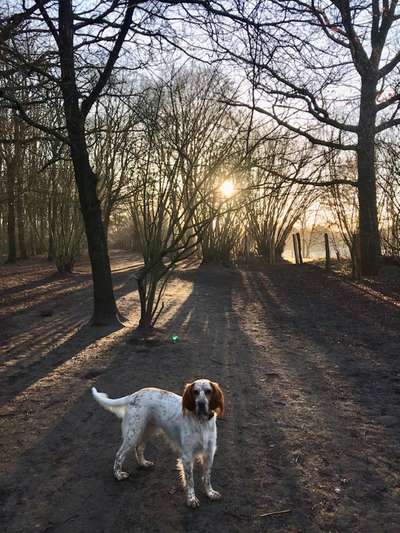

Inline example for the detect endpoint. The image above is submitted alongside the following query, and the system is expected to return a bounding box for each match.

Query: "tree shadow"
[1,263,318,533]
[245,265,400,420]
[0,271,68,300]
[3,262,399,532]
[0,262,138,407]
[237,264,400,530]
[0,252,141,320]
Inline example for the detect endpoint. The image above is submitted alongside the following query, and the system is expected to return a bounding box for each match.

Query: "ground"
[1,252,400,533]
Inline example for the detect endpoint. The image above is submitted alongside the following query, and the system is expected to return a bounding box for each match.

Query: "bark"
[47,174,57,260]
[16,181,27,258]
[56,260,74,274]
[6,112,25,263]
[58,0,119,324]
[71,136,119,324]
[275,242,284,263]
[47,194,55,261]
[357,76,381,276]
[258,238,284,265]
[6,162,17,263]
[137,275,154,332]
[135,262,167,333]
[15,149,27,259]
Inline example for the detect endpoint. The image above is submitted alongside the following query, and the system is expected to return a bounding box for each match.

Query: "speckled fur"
[91,379,223,508]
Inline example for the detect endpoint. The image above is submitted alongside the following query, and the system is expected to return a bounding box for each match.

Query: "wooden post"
[292,234,299,264]
[324,233,331,270]
[296,233,303,264]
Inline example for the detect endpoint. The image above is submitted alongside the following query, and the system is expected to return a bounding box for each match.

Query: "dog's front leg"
[202,450,221,501]
[182,454,199,508]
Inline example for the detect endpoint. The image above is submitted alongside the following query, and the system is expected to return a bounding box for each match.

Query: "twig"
[210,358,232,366]
[259,509,291,518]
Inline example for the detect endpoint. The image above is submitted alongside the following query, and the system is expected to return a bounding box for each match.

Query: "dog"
[91,379,224,508]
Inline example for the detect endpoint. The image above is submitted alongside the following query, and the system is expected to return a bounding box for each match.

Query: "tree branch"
[0,88,69,144]
[80,1,139,118]
[222,100,357,151]
[34,0,60,46]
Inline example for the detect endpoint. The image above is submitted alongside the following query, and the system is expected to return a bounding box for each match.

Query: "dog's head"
[182,379,224,419]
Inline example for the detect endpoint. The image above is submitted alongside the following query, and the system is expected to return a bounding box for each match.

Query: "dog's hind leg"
[135,442,154,468]
[114,414,145,480]
[114,439,133,480]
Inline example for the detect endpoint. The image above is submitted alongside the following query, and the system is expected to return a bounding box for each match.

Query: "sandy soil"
[1,252,400,533]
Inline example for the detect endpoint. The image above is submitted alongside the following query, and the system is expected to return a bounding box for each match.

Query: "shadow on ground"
[1,260,400,532]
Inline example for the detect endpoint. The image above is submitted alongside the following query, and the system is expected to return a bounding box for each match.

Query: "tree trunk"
[357,77,381,276]
[136,275,154,333]
[58,0,119,325]
[16,156,27,259]
[274,242,284,263]
[72,140,120,324]
[6,162,17,263]
[47,195,55,261]
[296,233,303,264]
[47,174,56,260]
[324,233,331,270]
[292,233,299,264]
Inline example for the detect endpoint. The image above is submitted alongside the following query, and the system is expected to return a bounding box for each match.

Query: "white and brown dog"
[92,379,224,508]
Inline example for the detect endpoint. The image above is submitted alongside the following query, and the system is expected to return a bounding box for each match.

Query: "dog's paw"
[206,489,221,500]
[114,470,130,481]
[186,495,200,509]
[139,460,154,468]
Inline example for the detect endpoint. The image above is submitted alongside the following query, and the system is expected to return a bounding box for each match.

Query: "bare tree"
[0,1,144,323]
[90,96,140,237]
[127,86,205,332]
[0,0,252,321]
[206,0,400,275]
[50,153,85,273]
[325,156,361,278]
[201,199,245,265]
[244,137,319,264]
[126,67,249,331]
[0,110,25,262]
[378,138,400,260]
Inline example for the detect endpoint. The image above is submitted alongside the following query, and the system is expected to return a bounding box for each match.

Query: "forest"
[1,2,400,532]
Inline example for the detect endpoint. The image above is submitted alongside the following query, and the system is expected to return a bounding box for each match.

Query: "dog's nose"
[198,401,206,412]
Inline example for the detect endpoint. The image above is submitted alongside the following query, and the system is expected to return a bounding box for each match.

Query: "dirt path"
[1,255,400,532]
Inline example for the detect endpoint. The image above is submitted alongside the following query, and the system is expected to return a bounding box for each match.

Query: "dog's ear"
[210,381,224,417]
[182,382,195,413]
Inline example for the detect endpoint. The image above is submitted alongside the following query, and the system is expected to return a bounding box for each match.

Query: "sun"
[219,179,235,198]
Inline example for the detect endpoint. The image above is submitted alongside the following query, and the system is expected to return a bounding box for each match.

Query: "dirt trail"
[1,255,400,532]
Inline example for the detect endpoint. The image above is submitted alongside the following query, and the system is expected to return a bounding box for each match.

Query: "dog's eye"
[193,390,200,396]
[205,389,211,395]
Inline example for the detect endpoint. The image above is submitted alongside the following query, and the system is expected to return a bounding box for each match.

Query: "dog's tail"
[91,387,130,419]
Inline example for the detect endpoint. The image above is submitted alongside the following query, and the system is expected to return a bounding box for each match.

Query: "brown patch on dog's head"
[182,382,196,413]
[209,381,224,417]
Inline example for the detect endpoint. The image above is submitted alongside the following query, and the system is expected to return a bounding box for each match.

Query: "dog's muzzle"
[197,400,208,415]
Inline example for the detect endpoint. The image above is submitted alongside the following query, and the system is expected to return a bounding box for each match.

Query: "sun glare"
[219,179,235,198]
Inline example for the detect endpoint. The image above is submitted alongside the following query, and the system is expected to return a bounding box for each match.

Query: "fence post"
[324,233,331,270]
[296,233,303,264]
[292,234,299,264]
